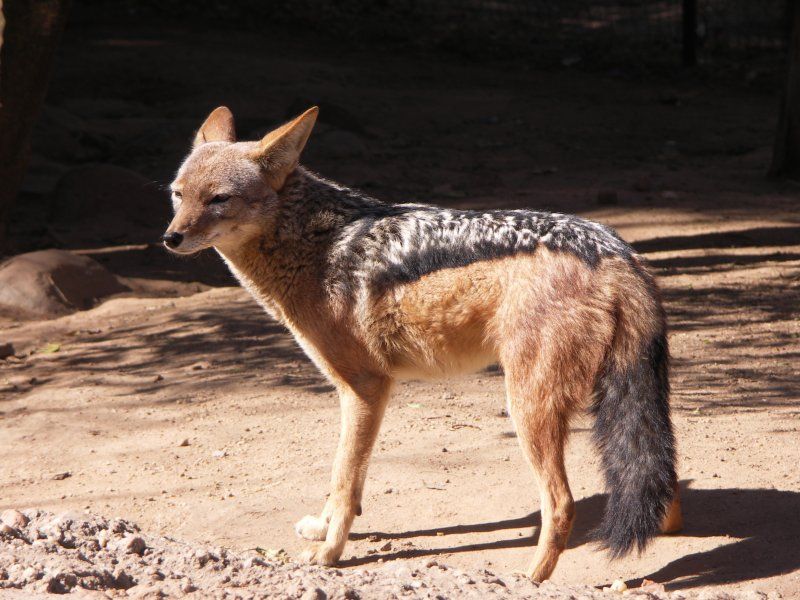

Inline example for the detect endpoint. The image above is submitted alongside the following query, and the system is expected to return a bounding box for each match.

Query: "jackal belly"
[368,257,508,379]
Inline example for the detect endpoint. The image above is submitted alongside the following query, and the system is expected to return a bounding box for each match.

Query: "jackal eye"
[172,190,182,198]
[209,194,230,205]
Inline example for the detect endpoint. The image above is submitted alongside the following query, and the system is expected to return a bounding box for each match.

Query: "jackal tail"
[591,299,676,558]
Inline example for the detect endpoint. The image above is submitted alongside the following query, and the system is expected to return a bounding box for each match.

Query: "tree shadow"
[633,226,800,254]
[342,482,800,590]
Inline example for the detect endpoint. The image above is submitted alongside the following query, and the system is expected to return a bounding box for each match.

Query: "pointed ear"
[193,106,236,148]
[254,106,318,190]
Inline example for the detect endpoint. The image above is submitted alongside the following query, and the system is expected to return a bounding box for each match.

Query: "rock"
[46,572,78,593]
[121,535,147,556]
[97,530,110,548]
[181,581,197,593]
[179,438,190,447]
[211,450,227,459]
[21,155,71,195]
[51,471,72,480]
[0,250,128,319]
[48,164,171,246]
[1,509,29,529]
[31,106,95,162]
[379,541,392,552]
[0,343,14,360]
[609,579,627,592]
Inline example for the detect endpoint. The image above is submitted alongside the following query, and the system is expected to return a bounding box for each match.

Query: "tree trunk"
[0,0,71,251]
[770,0,800,178]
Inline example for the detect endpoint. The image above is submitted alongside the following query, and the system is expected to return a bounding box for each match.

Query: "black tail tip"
[591,489,672,559]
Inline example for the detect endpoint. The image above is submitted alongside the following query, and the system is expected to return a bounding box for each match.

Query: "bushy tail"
[591,328,676,558]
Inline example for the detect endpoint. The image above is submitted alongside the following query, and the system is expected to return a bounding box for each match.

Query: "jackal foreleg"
[297,374,392,565]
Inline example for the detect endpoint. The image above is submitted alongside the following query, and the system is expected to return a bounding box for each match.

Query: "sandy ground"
[2,7,800,598]
[2,199,799,597]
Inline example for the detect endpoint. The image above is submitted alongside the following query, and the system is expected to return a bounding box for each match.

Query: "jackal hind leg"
[505,368,575,582]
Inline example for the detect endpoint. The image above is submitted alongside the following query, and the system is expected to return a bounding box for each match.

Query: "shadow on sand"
[344,481,800,590]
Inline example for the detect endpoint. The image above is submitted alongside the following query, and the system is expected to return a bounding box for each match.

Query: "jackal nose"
[162,231,184,249]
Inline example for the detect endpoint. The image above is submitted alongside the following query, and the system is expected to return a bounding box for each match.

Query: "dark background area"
[0,0,798,293]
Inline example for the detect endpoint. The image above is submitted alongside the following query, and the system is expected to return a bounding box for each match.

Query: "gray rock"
[0,251,128,320]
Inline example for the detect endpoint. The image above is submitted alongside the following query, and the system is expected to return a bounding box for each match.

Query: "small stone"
[1,509,28,529]
[0,343,14,359]
[179,438,190,447]
[380,541,392,551]
[0,523,17,537]
[122,535,146,556]
[97,530,110,548]
[212,450,227,458]
[609,579,627,592]
[301,588,327,600]
[52,471,72,480]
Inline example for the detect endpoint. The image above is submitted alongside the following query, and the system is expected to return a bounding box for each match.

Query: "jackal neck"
[214,167,381,326]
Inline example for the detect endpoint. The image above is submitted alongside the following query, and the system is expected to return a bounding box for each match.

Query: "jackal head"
[163,106,318,254]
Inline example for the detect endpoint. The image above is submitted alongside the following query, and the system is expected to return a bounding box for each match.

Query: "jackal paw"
[298,543,339,566]
[295,515,328,541]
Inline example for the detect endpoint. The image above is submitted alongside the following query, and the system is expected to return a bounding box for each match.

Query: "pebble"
[121,535,146,556]
[52,471,72,480]
[609,579,627,592]
[1,509,28,529]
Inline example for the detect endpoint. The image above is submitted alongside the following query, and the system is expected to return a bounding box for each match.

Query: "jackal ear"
[193,106,236,148]
[254,106,318,190]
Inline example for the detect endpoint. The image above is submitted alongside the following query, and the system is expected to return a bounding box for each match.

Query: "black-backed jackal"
[163,106,682,581]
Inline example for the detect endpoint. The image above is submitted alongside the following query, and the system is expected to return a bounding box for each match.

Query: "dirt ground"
[2,7,800,598]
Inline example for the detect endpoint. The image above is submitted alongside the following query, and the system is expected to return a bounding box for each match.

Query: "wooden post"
[0,0,71,251]
[770,0,800,178]
[682,0,697,67]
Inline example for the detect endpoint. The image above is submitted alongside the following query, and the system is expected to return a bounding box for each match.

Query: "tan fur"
[164,107,681,581]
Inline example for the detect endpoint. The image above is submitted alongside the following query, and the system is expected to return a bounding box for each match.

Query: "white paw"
[298,543,339,566]
[294,515,328,541]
